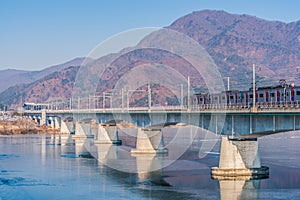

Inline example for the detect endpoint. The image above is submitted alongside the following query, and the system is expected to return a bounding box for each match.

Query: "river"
[0,129,300,199]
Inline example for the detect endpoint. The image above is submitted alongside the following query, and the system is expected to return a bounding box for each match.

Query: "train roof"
[257,84,297,90]
[23,102,49,106]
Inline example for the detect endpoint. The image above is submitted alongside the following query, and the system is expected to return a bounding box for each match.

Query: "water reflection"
[216,177,262,200]
[0,130,300,199]
[133,154,170,186]
[60,136,94,158]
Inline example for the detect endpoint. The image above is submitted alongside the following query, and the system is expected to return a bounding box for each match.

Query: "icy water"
[0,130,300,200]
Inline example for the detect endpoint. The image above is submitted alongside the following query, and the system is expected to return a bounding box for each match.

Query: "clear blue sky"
[1,0,300,70]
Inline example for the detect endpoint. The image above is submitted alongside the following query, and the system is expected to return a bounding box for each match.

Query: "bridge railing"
[23,99,300,113]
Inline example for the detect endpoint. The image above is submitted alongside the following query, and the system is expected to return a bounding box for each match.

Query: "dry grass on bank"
[0,117,60,135]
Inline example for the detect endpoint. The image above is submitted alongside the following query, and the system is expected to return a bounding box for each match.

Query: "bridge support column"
[131,128,168,154]
[49,117,55,128]
[37,116,42,125]
[74,121,94,139]
[94,124,122,145]
[33,116,39,124]
[211,136,268,179]
[54,117,60,129]
[41,109,46,126]
[60,118,74,134]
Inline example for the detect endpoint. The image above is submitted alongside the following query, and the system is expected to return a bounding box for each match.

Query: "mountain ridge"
[0,57,88,93]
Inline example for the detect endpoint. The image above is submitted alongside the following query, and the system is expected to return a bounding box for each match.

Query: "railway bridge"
[24,105,300,178]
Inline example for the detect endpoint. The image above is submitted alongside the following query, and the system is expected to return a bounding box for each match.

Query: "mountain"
[0,57,86,93]
[1,10,300,108]
[168,10,300,88]
[0,66,80,108]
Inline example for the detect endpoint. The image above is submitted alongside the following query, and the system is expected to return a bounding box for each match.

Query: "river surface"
[0,129,300,200]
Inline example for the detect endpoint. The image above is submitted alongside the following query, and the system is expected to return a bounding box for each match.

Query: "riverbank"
[0,117,60,135]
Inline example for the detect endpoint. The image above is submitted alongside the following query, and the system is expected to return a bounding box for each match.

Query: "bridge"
[23,104,300,179]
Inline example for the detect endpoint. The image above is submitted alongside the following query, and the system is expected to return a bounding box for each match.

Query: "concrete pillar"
[131,128,168,154]
[49,117,55,128]
[60,118,74,134]
[74,120,94,138]
[33,116,39,124]
[41,109,46,125]
[211,136,268,179]
[37,116,42,125]
[94,124,122,145]
[54,117,60,129]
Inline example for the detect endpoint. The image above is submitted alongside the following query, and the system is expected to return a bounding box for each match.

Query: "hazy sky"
[1,0,300,70]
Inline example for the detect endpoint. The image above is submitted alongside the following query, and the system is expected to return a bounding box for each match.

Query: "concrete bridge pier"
[131,128,168,154]
[94,124,122,145]
[211,136,269,179]
[41,109,46,126]
[60,118,75,134]
[33,116,39,124]
[54,117,60,129]
[48,117,55,129]
[74,119,94,139]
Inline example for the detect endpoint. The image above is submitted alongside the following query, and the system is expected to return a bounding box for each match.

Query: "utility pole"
[180,84,183,107]
[227,77,230,91]
[148,84,152,109]
[103,92,105,109]
[78,97,80,110]
[127,91,129,109]
[95,95,98,109]
[252,64,256,110]
[110,96,112,108]
[121,88,124,110]
[187,76,190,109]
[69,98,72,110]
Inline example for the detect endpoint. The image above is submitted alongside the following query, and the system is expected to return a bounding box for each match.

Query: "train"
[23,102,50,110]
[194,84,299,106]
[23,84,300,111]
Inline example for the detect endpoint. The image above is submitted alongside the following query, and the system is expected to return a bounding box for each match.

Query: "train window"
[259,94,264,98]
[214,97,218,101]
[297,91,300,95]
[270,93,275,97]
[222,96,225,100]
[230,96,233,99]
[250,94,253,98]
[287,93,289,96]
[200,98,203,101]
